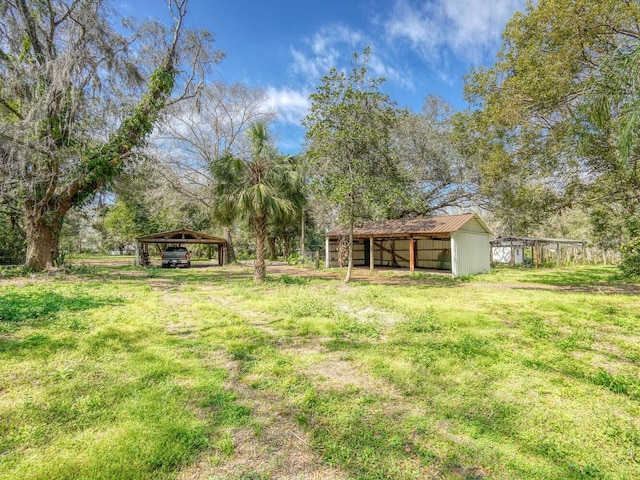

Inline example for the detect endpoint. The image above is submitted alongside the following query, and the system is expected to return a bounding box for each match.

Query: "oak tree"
[458,0,640,235]
[0,0,219,269]
[392,95,474,217]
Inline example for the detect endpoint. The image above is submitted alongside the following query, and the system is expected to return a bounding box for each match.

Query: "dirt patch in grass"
[143,276,180,290]
[283,342,402,398]
[0,275,52,288]
[52,258,452,287]
[179,351,348,480]
[174,307,412,479]
[265,262,456,286]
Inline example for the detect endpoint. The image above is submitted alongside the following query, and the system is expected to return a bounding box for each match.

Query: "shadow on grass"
[43,264,256,287]
[53,259,464,289]
[527,266,621,286]
[490,265,640,294]
[0,290,125,356]
[0,290,123,324]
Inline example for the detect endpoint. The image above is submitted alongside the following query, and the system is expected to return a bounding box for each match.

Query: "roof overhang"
[491,236,586,248]
[136,228,226,245]
[326,213,491,239]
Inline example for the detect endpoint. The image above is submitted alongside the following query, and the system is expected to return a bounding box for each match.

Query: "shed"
[135,229,227,267]
[490,236,586,266]
[325,213,491,277]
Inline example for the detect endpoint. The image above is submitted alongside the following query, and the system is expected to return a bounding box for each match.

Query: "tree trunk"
[344,219,354,283]
[223,226,237,264]
[25,210,63,270]
[284,236,291,259]
[254,213,268,282]
[269,236,277,260]
[300,209,305,255]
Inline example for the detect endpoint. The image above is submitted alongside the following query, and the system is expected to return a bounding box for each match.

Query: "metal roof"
[136,228,226,244]
[326,213,491,239]
[491,236,585,247]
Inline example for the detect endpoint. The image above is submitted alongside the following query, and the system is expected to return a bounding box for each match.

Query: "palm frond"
[209,121,305,279]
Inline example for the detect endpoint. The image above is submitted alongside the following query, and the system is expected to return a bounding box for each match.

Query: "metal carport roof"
[136,228,226,245]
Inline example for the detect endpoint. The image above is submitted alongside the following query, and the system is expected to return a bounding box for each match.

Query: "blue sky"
[121,0,527,153]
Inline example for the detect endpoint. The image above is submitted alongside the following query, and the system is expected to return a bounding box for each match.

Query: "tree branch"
[17,0,46,63]
[0,97,23,120]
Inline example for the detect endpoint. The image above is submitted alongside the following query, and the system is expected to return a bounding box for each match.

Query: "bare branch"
[165,0,186,69]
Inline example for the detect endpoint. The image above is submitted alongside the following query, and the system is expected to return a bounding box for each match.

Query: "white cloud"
[384,0,526,64]
[290,23,413,90]
[264,86,311,125]
[366,52,414,90]
[291,24,364,80]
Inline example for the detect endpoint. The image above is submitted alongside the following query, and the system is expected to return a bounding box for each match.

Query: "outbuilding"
[325,213,491,277]
[135,228,227,267]
[490,236,586,266]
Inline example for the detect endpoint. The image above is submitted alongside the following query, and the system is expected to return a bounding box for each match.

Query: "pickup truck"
[161,246,191,268]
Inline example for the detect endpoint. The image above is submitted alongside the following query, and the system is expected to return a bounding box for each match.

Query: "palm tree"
[211,121,304,281]
[267,154,307,260]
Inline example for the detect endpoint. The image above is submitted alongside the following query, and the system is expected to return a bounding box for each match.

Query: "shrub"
[619,238,640,277]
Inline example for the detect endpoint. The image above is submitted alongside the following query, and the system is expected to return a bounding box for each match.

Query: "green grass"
[1,264,640,479]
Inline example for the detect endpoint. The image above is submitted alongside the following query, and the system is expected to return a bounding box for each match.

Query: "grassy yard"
[1,262,639,479]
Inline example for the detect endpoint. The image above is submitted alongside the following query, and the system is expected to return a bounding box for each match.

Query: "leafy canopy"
[211,121,304,281]
[457,0,640,236]
[303,47,403,225]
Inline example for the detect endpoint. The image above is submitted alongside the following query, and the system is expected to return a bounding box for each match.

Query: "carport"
[135,229,227,267]
[490,236,586,266]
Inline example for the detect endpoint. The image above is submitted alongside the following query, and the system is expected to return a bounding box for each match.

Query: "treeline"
[2,0,640,278]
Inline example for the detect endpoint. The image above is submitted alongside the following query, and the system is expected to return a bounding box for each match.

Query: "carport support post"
[134,240,140,266]
[369,236,374,271]
[510,238,515,266]
[409,235,415,273]
[325,236,330,268]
